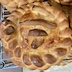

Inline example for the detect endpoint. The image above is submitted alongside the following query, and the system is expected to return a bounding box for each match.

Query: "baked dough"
[0,0,43,12]
[48,0,72,28]
[53,0,72,5]
[1,2,72,70]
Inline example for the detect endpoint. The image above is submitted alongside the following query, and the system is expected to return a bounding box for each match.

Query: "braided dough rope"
[48,0,72,35]
[1,2,72,70]
[60,41,72,66]
[48,0,72,15]
[48,0,72,30]
[0,0,43,12]
[48,0,72,33]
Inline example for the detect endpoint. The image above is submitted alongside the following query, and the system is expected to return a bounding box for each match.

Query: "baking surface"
[0,67,22,72]
[23,63,72,72]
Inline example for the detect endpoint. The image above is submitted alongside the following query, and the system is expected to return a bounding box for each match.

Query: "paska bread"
[0,2,72,70]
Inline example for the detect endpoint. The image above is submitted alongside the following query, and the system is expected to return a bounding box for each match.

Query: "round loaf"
[1,2,72,70]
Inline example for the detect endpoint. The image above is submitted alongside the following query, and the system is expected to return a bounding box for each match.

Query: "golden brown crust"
[0,23,2,38]
[1,2,72,70]
[48,0,72,15]
[0,0,43,12]
[48,0,72,38]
